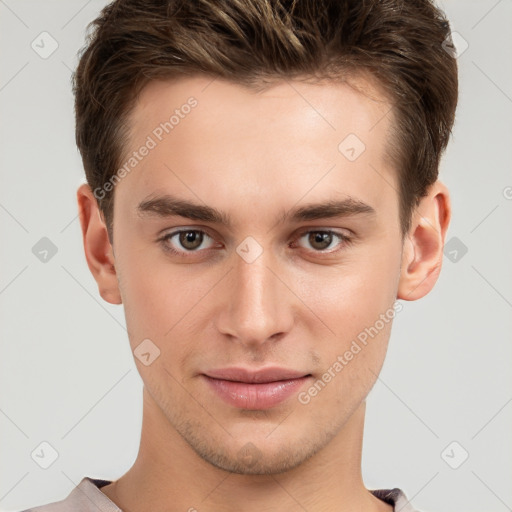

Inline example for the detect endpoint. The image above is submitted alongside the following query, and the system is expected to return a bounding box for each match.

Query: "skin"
[77,74,450,512]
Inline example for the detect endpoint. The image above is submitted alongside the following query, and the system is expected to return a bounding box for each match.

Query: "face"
[111,75,404,474]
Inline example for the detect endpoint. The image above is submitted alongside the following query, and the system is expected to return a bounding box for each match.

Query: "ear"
[397,180,451,301]
[77,183,122,305]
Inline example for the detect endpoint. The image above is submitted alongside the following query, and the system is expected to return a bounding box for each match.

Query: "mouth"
[202,367,312,410]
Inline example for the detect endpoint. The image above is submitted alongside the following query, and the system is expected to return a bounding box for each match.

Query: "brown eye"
[178,230,204,250]
[307,231,333,251]
[161,229,215,254]
[295,230,351,254]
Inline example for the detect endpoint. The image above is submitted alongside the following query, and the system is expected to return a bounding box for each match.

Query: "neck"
[101,389,392,512]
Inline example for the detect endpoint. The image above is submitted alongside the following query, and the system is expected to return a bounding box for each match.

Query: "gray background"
[1,1,511,511]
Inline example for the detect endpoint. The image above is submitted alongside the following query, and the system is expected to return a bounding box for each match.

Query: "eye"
[160,229,216,254]
[294,230,352,253]
[158,227,352,258]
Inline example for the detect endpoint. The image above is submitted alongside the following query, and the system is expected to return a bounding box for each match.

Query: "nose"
[214,248,295,347]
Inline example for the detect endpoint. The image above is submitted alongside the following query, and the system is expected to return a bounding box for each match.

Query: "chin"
[178,420,325,476]
[199,443,317,475]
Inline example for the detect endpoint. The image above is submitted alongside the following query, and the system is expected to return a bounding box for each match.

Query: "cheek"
[295,242,400,380]
[298,294,395,417]
[298,252,399,336]
[116,225,401,364]
[116,251,215,354]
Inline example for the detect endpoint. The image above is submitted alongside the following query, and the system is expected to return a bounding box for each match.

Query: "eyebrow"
[137,194,376,228]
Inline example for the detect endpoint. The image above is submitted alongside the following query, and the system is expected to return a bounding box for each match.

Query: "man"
[22,0,457,510]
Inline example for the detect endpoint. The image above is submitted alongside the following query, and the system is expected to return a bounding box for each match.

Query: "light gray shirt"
[20,477,421,512]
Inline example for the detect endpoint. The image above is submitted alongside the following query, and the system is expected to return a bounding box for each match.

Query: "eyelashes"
[291,229,353,254]
[158,228,353,258]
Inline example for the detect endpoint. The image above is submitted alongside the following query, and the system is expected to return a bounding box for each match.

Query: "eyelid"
[158,225,214,238]
[158,226,353,255]
[295,227,352,239]
[293,228,352,253]
[158,227,218,253]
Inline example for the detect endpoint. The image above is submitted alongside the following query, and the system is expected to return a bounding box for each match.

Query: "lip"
[205,367,309,383]
[202,367,312,410]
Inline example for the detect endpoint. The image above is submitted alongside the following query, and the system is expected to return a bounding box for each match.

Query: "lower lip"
[203,375,311,410]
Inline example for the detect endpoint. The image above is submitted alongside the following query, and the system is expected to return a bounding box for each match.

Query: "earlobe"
[77,183,122,305]
[397,180,451,301]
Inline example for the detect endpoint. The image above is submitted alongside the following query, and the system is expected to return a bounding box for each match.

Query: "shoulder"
[370,487,422,512]
[18,477,120,512]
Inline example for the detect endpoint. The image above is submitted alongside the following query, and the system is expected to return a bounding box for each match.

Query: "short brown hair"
[73,0,458,239]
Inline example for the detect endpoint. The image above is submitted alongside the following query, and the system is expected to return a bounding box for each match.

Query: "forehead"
[116,74,397,229]
[130,73,392,146]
